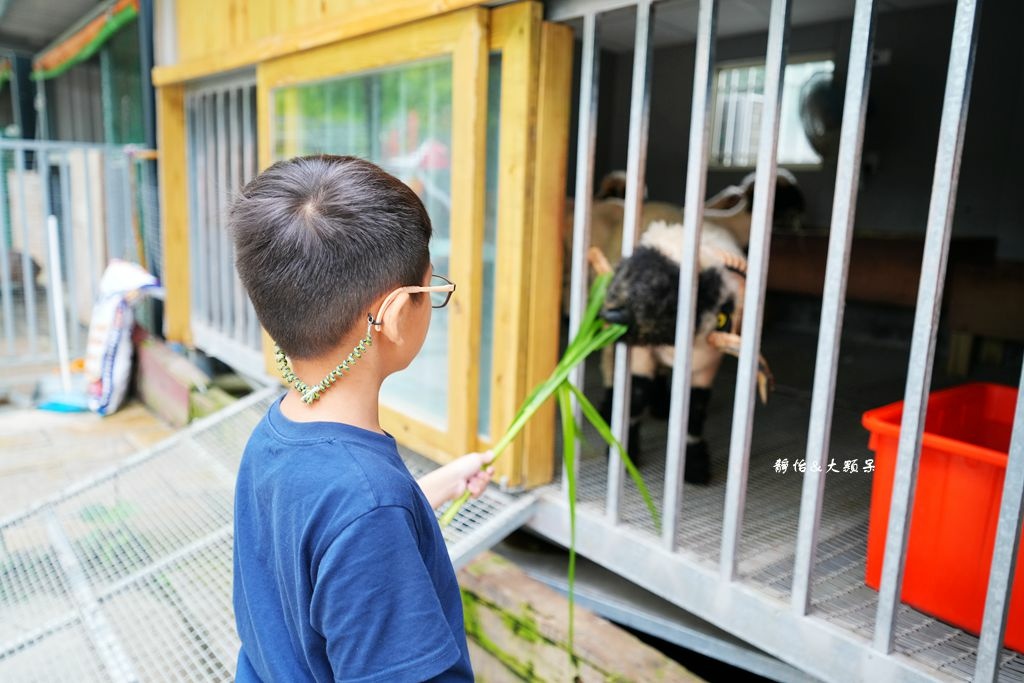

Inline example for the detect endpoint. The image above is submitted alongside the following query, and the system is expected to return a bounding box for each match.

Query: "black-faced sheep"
[596,174,802,484]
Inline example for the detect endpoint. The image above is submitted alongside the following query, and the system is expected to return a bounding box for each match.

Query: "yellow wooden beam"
[447,9,491,459]
[155,0,484,86]
[156,84,191,343]
[488,1,542,487]
[521,20,574,488]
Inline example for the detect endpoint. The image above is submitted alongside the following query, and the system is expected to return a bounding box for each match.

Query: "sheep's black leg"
[684,387,712,484]
[599,376,654,466]
[649,370,672,420]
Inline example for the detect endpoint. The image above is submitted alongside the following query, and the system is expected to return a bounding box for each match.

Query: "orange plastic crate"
[862,382,1020,650]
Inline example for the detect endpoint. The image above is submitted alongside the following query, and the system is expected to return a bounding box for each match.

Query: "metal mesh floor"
[0,387,533,682]
[558,331,1024,681]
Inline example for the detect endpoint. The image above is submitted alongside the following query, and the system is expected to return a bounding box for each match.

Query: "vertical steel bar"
[791,0,877,614]
[719,0,790,581]
[102,151,121,262]
[217,90,232,337]
[229,88,246,345]
[607,0,655,524]
[0,150,15,353]
[722,69,740,166]
[186,95,201,335]
[873,0,984,653]
[59,154,82,353]
[662,0,718,551]
[81,149,99,299]
[565,11,601,495]
[243,85,260,349]
[975,365,1024,681]
[205,93,219,330]
[37,149,56,358]
[15,149,37,354]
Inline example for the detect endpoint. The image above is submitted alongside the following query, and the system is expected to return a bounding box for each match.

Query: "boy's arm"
[417,451,494,509]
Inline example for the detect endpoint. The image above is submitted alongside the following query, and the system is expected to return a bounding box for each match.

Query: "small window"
[710,58,835,168]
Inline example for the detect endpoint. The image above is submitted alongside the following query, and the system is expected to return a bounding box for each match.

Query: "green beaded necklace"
[275,317,375,405]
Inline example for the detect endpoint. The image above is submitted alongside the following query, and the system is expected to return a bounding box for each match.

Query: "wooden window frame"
[256,8,489,464]
[159,2,572,488]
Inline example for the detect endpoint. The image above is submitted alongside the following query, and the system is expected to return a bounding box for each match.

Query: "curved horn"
[699,245,747,276]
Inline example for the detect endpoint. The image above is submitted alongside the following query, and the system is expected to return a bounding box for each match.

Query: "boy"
[229,155,494,682]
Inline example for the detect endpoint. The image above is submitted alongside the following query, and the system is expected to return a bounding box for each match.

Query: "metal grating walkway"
[0,387,535,682]
[555,331,1024,681]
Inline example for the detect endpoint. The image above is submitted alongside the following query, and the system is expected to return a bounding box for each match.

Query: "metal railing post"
[565,11,601,495]
[662,0,718,551]
[873,0,983,653]
[607,0,655,524]
[720,0,791,581]
[791,0,877,614]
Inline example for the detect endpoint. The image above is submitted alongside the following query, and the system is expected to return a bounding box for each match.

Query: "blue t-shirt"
[232,394,473,682]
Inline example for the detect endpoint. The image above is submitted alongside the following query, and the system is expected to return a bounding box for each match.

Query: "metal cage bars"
[0,139,144,369]
[552,0,1020,678]
[565,11,600,493]
[184,77,264,378]
[718,0,790,581]
[662,0,716,552]
[872,0,983,655]
[790,0,877,615]
[606,0,655,524]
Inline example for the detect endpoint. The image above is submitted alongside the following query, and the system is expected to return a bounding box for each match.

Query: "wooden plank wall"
[158,0,484,85]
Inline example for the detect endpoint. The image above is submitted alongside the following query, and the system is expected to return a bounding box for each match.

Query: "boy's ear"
[379,292,411,347]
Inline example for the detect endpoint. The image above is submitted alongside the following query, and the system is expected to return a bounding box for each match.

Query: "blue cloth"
[233,394,473,682]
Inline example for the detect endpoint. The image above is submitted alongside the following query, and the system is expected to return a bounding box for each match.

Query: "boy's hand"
[449,451,496,500]
[418,451,495,510]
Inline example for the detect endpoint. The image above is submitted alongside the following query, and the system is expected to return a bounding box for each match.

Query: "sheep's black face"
[602,246,734,347]
[602,246,679,345]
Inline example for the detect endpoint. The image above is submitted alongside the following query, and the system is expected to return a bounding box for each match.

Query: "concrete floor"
[0,401,175,519]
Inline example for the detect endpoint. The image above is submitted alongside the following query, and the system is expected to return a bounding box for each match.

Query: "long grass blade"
[567,381,661,531]
[556,383,579,673]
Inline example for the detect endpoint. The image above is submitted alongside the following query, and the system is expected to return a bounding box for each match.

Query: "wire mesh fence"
[0,139,160,371]
[0,387,531,681]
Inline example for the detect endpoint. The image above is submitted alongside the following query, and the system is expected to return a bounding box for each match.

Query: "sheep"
[594,174,802,484]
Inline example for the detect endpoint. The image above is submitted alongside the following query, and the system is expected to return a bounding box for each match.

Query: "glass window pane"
[477,53,502,439]
[271,57,454,427]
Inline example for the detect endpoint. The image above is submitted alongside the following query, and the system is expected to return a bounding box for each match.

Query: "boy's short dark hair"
[229,155,432,359]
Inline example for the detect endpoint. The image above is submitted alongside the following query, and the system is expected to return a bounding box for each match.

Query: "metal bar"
[243,85,260,350]
[976,366,1024,681]
[81,149,99,298]
[15,149,37,355]
[59,154,82,353]
[229,87,246,345]
[0,139,128,152]
[607,0,655,524]
[193,93,209,330]
[722,68,739,166]
[790,0,877,614]
[565,11,600,495]
[217,90,232,337]
[45,513,139,682]
[204,93,218,329]
[102,152,120,262]
[719,0,790,581]
[873,0,983,653]
[662,0,718,551]
[0,150,15,353]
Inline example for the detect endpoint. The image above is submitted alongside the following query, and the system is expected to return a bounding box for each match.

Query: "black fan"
[798,71,844,159]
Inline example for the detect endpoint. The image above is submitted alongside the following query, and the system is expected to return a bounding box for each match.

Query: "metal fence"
[548,0,1024,681]
[185,76,263,379]
[0,139,158,374]
[0,386,536,681]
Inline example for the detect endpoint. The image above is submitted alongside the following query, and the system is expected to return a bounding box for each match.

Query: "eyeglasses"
[369,273,456,331]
